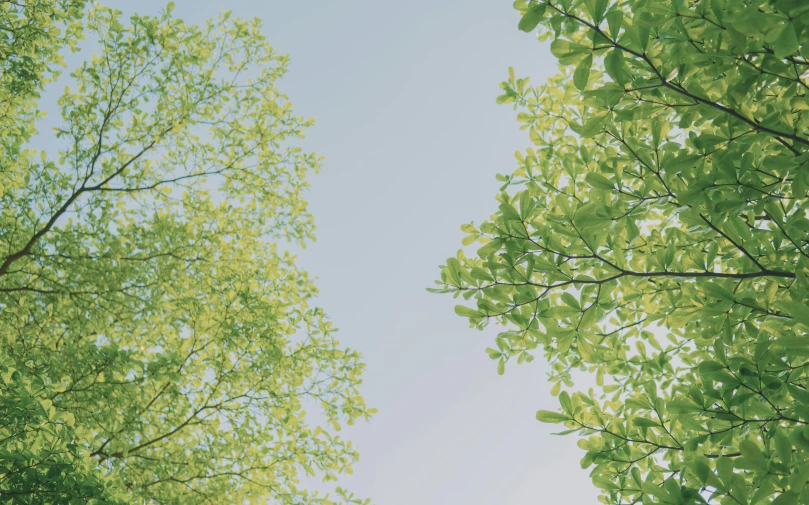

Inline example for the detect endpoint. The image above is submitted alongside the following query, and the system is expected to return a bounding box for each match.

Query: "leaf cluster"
[437,0,809,503]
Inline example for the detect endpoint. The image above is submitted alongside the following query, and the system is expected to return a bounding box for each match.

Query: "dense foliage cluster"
[436,1,809,503]
[1,1,85,127]
[0,2,372,504]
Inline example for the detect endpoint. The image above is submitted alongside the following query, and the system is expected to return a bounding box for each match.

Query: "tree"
[0,3,373,504]
[435,1,809,503]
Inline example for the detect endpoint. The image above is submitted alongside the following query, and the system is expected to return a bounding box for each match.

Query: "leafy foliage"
[0,0,87,220]
[0,3,372,504]
[0,357,127,504]
[436,0,809,503]
[0,0,86,88]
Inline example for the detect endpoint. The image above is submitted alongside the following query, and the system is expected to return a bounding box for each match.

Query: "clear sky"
[100,1,599,504]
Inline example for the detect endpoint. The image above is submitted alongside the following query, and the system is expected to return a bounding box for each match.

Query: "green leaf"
[559,390,572,412]
[584,172,614,190]
[569,114,608,138]
[739,439,768,472]
[536,410,569,423]
[641,482,671,500]
[573,54,593,91]
[702,282,734,301]
[585,0,609,23]
[561,292,581,310]
[689,457,711,484]
[774,25,799,59]
[714,199,746,213]
[477,238,503,258]
[604,49,628,85]
[518,4,547,32]
[470,267,493,281]
[698,361,725,373]
[550,39,591,60]
[773,301,809,331]
[774,429,792,464]
[500,202,522,222]
[605,10,623,38]
[716,456,735,484]
[772,491,799,505]
[455,305,482,318]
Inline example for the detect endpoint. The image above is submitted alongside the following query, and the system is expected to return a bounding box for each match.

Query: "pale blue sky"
[101,1,598,503]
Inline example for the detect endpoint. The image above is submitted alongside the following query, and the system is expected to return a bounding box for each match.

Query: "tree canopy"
[436,1,809,504]
[0,3,372,504]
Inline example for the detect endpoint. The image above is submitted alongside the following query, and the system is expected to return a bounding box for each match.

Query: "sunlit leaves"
[436,0,809,503]
[536,410,569,423]
[517,4,547,33]
[573,54,593,91]
[0,357,127,504]
[0,4,372,505]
